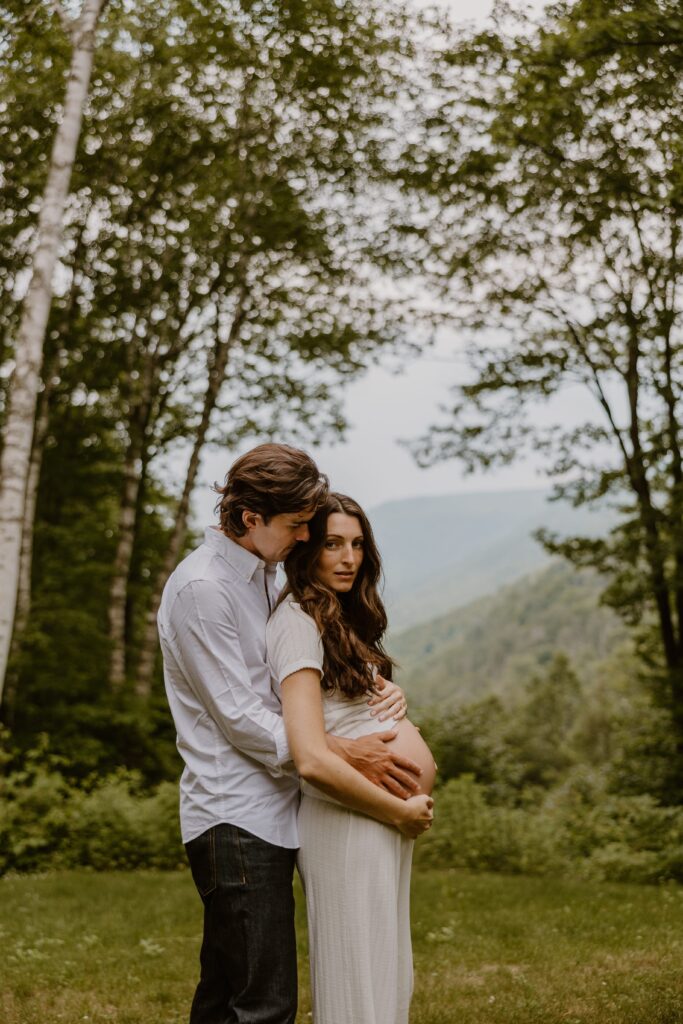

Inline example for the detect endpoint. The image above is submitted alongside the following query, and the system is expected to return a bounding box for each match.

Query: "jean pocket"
[186,828,217,898]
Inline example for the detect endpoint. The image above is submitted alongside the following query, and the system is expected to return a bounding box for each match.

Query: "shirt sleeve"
[267,602,324,685]
[169,580,294,777]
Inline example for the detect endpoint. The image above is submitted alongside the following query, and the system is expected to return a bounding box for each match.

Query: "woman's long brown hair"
[282,493,394,698]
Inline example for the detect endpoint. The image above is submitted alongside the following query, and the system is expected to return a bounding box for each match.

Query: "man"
[158,443,422,1024]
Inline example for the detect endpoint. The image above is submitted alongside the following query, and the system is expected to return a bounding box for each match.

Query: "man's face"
[245,508,315,562]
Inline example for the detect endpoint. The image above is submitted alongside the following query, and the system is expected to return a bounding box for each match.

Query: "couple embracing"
[159,443,436,1024]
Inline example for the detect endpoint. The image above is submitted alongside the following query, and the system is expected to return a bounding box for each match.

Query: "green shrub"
[415,772,683,884]
[0,758,184,875]
[4,742,683,883]
[0,766,74,873]
[64,774,184,871]
[565,793,683,884]
[584,842,683,884]
[415,775,566,876]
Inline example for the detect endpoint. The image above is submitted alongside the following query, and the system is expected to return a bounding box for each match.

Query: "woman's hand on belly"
[397,793,434,838]
[368,675,408,721]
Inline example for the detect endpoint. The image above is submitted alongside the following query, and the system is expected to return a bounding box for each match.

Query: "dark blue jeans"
[185,823,298,1024]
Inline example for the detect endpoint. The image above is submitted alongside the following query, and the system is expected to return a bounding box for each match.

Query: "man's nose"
[296,524,310,542]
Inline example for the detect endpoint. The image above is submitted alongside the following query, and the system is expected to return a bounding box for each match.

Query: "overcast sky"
[192,0,558,523]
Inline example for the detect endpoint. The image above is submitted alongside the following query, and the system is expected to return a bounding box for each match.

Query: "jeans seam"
[207,827,216,894]
[234,827,247,885]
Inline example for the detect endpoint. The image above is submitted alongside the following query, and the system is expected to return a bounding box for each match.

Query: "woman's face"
[315,512,364,592]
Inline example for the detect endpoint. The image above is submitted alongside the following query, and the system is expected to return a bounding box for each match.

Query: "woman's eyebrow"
[325,534,363,541]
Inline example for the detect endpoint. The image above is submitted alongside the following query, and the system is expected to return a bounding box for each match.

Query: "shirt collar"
[204,526,276,582]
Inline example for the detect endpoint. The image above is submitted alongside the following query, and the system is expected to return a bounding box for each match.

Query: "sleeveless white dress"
[266,596,414,1024]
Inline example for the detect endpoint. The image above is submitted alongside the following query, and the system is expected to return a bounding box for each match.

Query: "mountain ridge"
[368,489,616,632]
[389,559,626,710]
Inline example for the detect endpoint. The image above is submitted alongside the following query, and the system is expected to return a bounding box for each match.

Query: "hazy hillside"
[370,490,615,632]
[390,560,626,709]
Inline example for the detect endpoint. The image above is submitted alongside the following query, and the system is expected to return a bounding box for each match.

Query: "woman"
[266,493,436,1024]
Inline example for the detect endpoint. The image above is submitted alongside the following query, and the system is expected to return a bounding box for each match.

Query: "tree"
[2,0,417,693]
[504,654,583,792]
[0,0,108,702]
[396,0,683,795]
[63,0,415,691]
[0,0,421,761]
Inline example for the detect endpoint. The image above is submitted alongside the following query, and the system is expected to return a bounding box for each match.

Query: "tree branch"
[551,308,633,475]
[49,0,73,36]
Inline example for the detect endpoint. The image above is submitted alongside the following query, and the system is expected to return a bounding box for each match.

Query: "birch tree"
[0,0,107,703]
[3,0,419,733]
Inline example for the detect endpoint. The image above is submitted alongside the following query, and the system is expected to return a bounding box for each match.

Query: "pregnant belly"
[386,718,436,795]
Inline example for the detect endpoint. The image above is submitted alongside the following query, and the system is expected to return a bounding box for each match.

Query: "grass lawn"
[1,867,683,1023]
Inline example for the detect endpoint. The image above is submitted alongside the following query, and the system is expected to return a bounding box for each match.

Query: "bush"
[4,738,683,884]
[558,786,683,884]
[415,775,567,876]
[415,772,683,884]
[65,775,185,871]
[0,754,185,875]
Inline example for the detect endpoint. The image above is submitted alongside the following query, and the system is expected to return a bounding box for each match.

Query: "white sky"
[192,0,558,522]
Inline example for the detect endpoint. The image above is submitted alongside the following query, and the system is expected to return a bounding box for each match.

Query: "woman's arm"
[280,668,433,838]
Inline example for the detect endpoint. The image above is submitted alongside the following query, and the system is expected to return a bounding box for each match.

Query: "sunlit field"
[2,868,683,1024]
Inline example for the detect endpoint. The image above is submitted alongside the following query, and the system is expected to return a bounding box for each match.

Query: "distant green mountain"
[390,560,626,710]
[370,490,615,632]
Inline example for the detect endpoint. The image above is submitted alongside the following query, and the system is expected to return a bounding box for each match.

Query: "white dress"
[266,597,414,1024]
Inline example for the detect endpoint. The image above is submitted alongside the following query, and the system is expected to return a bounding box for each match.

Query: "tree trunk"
[624,328,678,670]
[0,0,106,706]
[107,437,144,690]
[1,390,52,724]
[134,290,248,698]
[661,312,683,658]
[107,359,156,690]
[15,400,48,630]
[106,287,209,691]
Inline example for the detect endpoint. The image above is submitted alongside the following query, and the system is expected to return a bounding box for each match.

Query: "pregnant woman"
[266,492,436,1024]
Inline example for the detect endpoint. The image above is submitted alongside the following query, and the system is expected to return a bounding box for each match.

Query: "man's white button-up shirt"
[158,526,299,847]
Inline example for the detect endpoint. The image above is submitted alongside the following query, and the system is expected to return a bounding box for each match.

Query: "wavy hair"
[214,443,328,536]
[282,493,393,698]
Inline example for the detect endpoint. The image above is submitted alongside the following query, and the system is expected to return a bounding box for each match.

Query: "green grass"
[2,868,683,1023]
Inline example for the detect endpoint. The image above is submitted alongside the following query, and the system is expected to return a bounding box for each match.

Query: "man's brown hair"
[214,443,329,536]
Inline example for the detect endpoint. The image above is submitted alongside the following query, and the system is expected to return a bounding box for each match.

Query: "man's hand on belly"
[326,732,422,799]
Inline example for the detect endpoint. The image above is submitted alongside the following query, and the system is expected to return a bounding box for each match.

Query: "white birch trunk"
[2,395,50,722]
[0,0,106,706]
[13,392,50,641]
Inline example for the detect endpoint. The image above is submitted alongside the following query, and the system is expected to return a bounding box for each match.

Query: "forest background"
[1,0,683,887]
